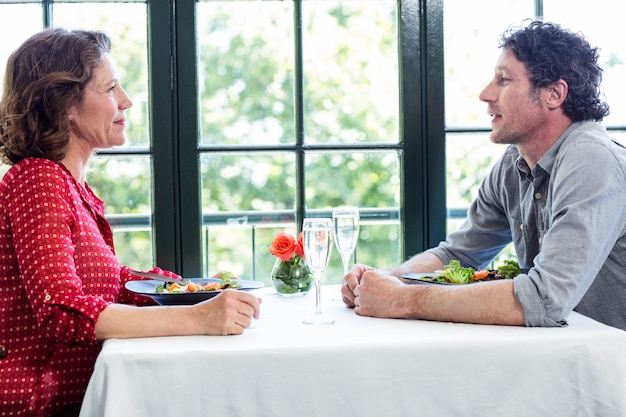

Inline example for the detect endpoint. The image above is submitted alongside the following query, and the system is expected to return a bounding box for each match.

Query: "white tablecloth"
[79,285,626,417]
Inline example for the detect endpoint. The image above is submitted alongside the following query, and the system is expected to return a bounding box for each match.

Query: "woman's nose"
[118,86,133,110]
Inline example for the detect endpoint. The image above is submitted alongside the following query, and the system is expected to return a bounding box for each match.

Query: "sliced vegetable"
[201,282,222,291]
[472,269,489,281]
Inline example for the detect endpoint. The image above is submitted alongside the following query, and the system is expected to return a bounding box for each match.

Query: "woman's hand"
[96,290,262,340]
[191,290,262,335]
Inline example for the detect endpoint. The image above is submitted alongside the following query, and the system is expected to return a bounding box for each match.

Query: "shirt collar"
[534,121,582,175]
[515,121,583,181]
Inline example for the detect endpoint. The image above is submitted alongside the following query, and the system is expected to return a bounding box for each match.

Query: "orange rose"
[294,232,305,258]
[270,232,297,261]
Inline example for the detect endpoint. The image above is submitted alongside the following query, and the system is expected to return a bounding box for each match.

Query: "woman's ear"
[546,79,568,110]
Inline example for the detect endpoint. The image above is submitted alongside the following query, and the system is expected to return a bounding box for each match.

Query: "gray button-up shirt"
[428,121,626,330]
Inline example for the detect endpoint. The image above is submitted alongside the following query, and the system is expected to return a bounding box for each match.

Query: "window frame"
[161,0,446,277]
[0,0,447,276]
[7,0,622,276]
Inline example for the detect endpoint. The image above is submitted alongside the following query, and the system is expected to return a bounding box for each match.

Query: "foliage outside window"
[2,0,624,282]
[196,1,401,284]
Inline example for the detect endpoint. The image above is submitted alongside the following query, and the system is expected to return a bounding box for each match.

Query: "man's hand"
[341,263,372,308]
[352,270,408,318]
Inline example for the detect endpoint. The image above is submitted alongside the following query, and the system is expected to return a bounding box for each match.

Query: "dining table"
[79,285,626,417]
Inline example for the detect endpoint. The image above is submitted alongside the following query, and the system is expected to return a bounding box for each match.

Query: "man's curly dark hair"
[500,20,609,122]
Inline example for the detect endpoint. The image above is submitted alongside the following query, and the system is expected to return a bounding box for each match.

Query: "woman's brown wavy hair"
[0,28,111,165]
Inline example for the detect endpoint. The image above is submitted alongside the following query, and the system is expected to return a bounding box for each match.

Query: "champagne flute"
[332,206,360,276]
[302,218,335,325]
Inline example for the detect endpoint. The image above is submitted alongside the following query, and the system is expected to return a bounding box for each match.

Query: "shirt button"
[534,192,542,199]
[44,294,51,301]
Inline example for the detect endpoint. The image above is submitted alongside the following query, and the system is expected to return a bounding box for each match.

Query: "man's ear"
[546,79,568,110]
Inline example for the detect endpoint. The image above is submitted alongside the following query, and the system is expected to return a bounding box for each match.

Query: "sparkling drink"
[332,207,360,275]
[302,218,334,325]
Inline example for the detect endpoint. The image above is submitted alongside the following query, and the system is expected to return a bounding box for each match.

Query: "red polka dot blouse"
[0,158,153,416]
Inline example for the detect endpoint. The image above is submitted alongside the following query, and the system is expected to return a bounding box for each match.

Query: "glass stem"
[341,252,351,275]
[314,272,323,315]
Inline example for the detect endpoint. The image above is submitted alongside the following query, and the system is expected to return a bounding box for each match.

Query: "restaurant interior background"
[1,0,624,286]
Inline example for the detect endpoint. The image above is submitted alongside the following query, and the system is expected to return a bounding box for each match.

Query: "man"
[342,21,626,331]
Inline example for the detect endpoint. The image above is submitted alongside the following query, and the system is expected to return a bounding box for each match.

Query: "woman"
[0,28,261,417]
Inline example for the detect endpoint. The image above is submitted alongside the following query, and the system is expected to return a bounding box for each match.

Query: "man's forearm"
[387,252,445,278]
[401,278,525,325]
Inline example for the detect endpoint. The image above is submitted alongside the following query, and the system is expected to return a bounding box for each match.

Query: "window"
[167,0,440,284]
[8,1,622,287]
[443,0,534,248]
[1,0,439,286]
[0,1,154,269]
[193,1,404,281]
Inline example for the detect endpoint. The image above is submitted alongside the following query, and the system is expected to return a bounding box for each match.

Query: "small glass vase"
[271,255,313,297]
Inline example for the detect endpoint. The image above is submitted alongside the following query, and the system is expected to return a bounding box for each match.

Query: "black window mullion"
[148,0,179,272]
[423,0,446,248]
[174,0,202,278]
[400,0,446,259]
[42,0,52,27]
[400,0,425,259]
[294,0,305,232]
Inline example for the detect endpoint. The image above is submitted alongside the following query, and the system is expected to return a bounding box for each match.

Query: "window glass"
[445,133,501,214]
[196,1,295,146]
[444,0,534,128]
[53,3,154,268]
[196,0,401,282]
[0,4,42,107]
[204,225,288,283]
[201,153,296,212]
[305,151,401,281]
[443,1,534,264]
[543,0,626,126]
[200,153,297,281]
[305,151,399,209]
[302,0,398,144]
[201,150,401,285]
[53,2,150,149]
[446,132,517,263]
[90,155,153,270]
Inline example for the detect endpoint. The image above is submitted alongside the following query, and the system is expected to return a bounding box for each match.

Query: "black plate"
[402,269,526,285]
[401,273,458,285]
[125,278,264,305]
